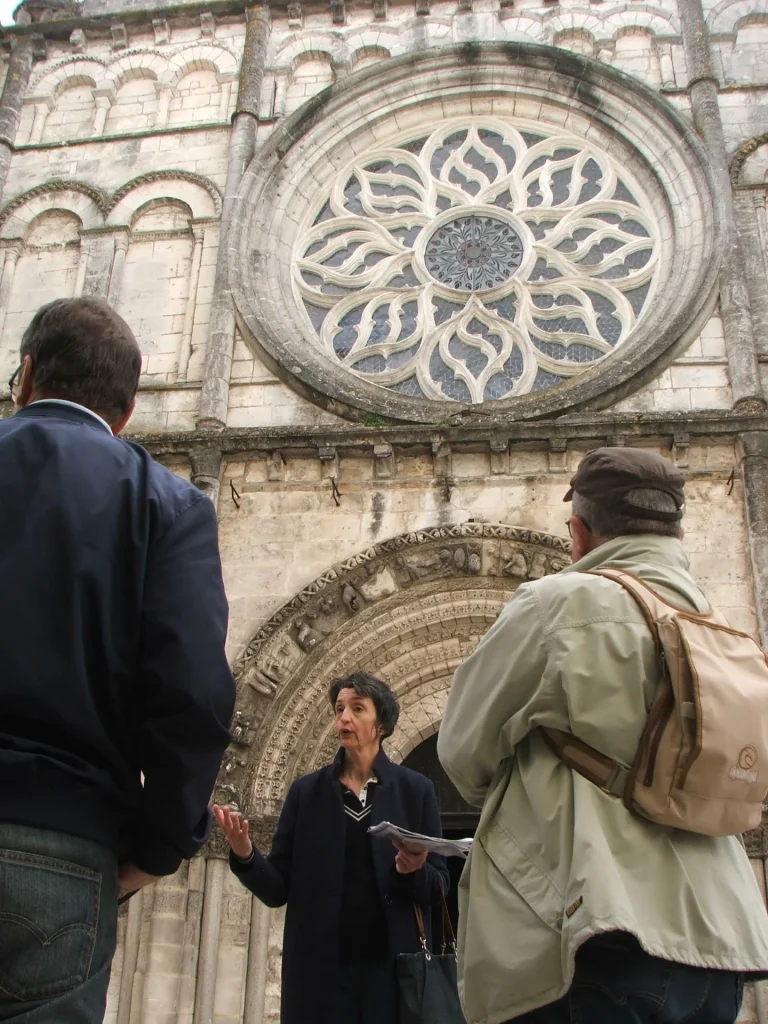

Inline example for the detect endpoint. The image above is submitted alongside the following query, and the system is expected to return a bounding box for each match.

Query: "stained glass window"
[293,119,658,404]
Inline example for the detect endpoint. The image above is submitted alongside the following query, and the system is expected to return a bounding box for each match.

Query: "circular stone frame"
[231,43,722,426]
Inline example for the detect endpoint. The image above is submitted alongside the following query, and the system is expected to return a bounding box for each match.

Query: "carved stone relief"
[206,523,570,854]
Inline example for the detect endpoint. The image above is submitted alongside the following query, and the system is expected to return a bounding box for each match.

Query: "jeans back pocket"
[0,849,100,1001]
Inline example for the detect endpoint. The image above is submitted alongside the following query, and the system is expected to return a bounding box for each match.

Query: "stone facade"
[1,0,768,1019]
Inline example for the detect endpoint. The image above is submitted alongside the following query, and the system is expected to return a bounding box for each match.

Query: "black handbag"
[396,896,467,1024]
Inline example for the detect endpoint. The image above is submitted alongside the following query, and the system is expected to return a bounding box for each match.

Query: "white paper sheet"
[368,820,473,859]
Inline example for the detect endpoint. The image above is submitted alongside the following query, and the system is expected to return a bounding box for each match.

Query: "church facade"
[1,0,768,1017]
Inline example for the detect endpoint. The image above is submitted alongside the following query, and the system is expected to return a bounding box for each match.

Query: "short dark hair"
[573,487,683,540]
[328,672,400,739]
[20,297,142,422]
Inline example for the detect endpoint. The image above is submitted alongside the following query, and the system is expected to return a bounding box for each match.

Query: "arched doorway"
[213,521,570,843]
[402,733,479,935]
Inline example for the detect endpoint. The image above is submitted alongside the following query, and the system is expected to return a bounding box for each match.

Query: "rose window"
[294,120,659,404]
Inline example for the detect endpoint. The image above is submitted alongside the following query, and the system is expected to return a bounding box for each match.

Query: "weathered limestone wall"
[219,440,758,657]
[2,0,768,1020]
[2,0,768,421]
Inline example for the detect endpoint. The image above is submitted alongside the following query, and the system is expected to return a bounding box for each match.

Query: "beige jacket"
[437,535,768,1024]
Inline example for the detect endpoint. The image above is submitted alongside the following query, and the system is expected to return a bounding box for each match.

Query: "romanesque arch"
[214,523,570,852]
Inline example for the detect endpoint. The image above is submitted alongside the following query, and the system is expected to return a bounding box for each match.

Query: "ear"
[111,396,136,436]
[15,355,35,408]
[569,515,594,563]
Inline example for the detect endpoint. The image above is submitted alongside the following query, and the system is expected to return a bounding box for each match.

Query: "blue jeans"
[0,824,118,1023]
[510,932,744,1023]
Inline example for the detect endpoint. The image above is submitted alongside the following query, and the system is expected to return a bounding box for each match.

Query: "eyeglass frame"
[8,364,22,402]
[565,515,592,539]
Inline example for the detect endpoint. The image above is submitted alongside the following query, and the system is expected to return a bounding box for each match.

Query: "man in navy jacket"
[0,297,235,1022]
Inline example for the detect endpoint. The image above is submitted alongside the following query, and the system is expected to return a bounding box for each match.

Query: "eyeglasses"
[7,364,21,402]
[565,516,592,539]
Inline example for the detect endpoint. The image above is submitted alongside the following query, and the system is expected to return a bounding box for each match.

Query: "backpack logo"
[730,746,759,784]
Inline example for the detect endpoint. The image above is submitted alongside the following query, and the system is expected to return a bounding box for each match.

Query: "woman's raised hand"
[213,804,254,860]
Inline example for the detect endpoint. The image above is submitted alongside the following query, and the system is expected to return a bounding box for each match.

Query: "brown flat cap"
[563,447,685,522]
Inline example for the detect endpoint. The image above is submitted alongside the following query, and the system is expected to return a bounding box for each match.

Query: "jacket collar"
[14,400,112,435]
[561,534,690,576]
[331,744,394,784]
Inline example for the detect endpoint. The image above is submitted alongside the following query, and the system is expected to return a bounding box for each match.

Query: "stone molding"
[0,170,223,235]
[730,132,768,185]
[208,522,570,853]
[231,43,723,425]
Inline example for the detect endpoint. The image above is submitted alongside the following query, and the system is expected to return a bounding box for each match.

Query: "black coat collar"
[331,744,395,785]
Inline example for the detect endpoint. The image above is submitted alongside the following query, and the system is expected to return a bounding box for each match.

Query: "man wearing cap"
[438,447,768,1024]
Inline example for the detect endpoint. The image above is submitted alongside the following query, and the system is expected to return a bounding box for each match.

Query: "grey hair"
[573,487,684,540]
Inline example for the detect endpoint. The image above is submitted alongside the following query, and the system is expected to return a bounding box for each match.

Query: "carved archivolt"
[208,523,569,854]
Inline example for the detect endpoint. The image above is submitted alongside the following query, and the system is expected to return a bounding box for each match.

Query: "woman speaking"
[214,672,448,1024]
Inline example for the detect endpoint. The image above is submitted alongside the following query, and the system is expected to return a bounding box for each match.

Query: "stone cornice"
[125,409,768,458]
[0,0,291,45]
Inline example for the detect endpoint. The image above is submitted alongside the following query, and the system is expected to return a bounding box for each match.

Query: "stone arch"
[600,6,680,38]
[28,57,106,101]
[708,0,768,32]
[543,12,603,44]
[499,14,545,41]
[166,42,239,85]
[349,45,392,70]
[106,171,221,225]
[730,133,768,184]
[551,26,598,55]
[271,32,346,73]
[0,181,105,240]
[212,523,570,849]
[396,16,454,51]
[345,27,401,60]
[99,49,169,91]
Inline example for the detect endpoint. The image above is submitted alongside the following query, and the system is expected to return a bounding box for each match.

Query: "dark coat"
[0,402,235,875]
[231,747,449,1024]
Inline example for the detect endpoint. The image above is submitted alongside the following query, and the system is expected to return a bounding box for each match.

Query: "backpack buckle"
[604,764,629,798]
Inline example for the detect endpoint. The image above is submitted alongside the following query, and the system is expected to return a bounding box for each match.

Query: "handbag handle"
[412,903,431,960]
[412,884,457,960]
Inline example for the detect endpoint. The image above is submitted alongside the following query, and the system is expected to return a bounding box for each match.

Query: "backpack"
[542,568,768,837]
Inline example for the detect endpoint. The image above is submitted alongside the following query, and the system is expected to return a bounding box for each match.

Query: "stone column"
[218,79,233,122]
[273,73,287,118]
[0,243,21,340]
[74,238,91,297]
[243,900,272,1024]
[107,232,129,308]
[197,4,270,430]
[80,233,115,298]
[0,38,35,199]
[155,83,173,129]
[116,889,144,1024]
[192,857,227,1024]
[28,97,52,144]
[734,192,768,359]
[741,431,768,647]
[92,89,114,136]
[678,0,765,409]
[659,45,675,88]
[190,447,223,506]
[177,224,205,381]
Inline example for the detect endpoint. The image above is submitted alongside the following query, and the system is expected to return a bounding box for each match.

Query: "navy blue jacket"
[0,402,235,875]
[231,747,449,1024]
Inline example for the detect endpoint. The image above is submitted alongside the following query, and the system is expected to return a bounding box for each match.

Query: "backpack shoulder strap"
[584,568,665,660]
[541,568,675,801]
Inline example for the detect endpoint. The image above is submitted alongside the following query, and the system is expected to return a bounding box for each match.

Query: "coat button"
[384,894,393,905]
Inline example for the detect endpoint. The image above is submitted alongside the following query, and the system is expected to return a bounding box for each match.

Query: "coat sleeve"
[437,583,549,807]
[390,779,449,908]
[230,781,300,908]
[131,494,236,876]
